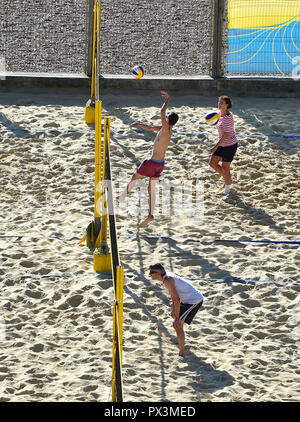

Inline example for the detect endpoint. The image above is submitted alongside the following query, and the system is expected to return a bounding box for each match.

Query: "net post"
[94,99,102,228]
[90,0,97,97]
[96,0,101,100]
[112,265,124,402]
[111,297,117,402]
[94,111,112,272]
[116,266,124,364]
[85,0,100,124]
[86,0,95,78]
[99,118,109,243]
[211,0,225,78]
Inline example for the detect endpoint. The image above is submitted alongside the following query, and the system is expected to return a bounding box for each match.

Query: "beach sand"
[0,88,299,402]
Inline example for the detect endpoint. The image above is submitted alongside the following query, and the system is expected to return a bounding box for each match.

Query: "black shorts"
[179,300,203,325]
[213,142,238,162]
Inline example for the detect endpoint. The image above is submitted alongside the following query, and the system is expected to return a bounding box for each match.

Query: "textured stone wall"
[0,0,214,76]
[0,0,87,73]
[99,0,213,76]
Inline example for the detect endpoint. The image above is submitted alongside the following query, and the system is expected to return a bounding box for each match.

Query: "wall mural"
[226,0,300,75]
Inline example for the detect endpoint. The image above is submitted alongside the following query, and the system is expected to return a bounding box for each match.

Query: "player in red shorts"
[117,91,179,227]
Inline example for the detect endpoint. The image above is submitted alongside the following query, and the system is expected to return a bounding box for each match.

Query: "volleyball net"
[105,122,124,402]
[79,0,124,402]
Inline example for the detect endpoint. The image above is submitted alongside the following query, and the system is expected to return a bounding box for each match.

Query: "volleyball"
[205,112,220,125]
[131,65,144,79]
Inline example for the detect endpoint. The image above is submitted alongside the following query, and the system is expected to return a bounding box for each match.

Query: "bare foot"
[139,215,154,227]
[179,350,185,357]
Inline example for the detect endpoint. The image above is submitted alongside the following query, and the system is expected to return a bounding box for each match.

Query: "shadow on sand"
[123,272,235,401]
[224,191,285,234]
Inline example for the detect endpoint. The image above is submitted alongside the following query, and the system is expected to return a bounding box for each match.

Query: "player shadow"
[132,215,235,283]
[122,277,168,400]
[110,133,139,165]
[0,112,32,138]
[104,99,160,138]
[0,111,84,139]
[153,233,240,282]
[183,350,235,396]
[224,191,285,234]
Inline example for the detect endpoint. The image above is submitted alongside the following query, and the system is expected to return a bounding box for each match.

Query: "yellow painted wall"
[228,0,300,29]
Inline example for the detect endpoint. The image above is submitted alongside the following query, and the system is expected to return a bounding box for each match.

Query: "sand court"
[0,89,299,401]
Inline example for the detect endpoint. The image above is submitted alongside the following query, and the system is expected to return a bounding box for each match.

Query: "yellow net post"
[98,118,109,245]
[95,0,101,101]
[116,266,124,364]
[94,99,102,242]
[112,265,124,402]
[80,88,112,273]
[85,0,100,124]
[112,295,117,402]
[94,116,112,272]
[90,1,97,99]
[81,0,123,403]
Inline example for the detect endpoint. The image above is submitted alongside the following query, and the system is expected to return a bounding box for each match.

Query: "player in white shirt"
[149,263,203,357]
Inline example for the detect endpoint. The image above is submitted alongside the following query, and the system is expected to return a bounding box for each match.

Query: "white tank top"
[165,272,203,304]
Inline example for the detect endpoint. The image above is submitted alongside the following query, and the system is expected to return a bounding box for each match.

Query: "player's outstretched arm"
[160,91,170,128]
[130,122,161,132]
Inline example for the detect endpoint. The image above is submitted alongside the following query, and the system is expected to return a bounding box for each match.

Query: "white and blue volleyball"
[205,112,220,125]
[131,65,144,79]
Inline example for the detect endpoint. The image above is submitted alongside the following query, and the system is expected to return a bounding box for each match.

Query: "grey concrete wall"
[99,0,213,76]
[0,0,88,74]
[1,73,300,99]
[0,0,213,76]
[96,76,300,97]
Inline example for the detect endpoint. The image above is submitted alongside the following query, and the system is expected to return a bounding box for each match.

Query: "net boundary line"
[1,234,299,245]
[1,128,300,139]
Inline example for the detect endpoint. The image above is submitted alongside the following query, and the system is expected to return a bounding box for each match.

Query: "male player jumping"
[117,91,179,227]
